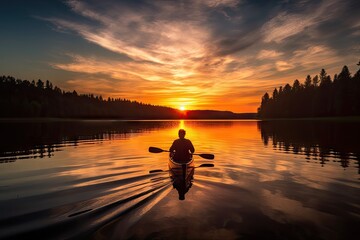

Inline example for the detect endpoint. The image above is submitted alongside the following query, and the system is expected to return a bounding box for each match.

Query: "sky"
[0,0,359,112]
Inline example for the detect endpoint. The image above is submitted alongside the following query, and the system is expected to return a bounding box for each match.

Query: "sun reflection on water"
[0,120,359,239]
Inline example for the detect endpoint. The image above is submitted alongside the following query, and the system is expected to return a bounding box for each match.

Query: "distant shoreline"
[1,116,360,122]
[258,116,360,122]
[0,117,258,122]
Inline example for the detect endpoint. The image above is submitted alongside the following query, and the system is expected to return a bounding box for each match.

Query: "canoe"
[168,155,195,200]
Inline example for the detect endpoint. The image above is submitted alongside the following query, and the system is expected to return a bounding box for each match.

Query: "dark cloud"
[215,36,258,56]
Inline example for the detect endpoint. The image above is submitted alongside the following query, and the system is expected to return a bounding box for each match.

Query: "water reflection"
[169,161,194,201]
[1,120,359,239]
[0,120,177,163]
[258,120,360,172]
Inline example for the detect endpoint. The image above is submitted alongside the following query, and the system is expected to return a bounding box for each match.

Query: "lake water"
[0,120,359,239]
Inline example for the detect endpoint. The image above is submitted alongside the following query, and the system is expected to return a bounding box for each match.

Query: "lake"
[0,119,359,239]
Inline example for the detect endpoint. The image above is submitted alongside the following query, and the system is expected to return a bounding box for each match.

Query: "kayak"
[148,147,214,200]
[168,155,195,200]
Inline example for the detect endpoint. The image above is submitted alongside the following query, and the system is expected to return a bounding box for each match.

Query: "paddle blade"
[149,147,164,153]
[199,154,215,160]
[198,163,214,168]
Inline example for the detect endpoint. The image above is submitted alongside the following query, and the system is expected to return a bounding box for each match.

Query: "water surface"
[0,120,359,239]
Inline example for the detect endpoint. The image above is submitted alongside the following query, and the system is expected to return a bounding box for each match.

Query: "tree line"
[258,62,360,118]
[0,76,181,119]
[0,76,249,119]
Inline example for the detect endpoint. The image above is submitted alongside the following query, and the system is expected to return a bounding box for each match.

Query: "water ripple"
[0,120,359,239]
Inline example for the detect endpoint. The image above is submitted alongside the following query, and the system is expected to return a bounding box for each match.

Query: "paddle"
[149,163,214,173]
[148,147,215,160]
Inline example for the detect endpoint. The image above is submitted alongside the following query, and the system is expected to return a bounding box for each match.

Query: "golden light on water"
[179,120,185,130]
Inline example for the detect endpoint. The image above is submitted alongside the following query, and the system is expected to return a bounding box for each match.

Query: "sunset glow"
[1,0,359,112]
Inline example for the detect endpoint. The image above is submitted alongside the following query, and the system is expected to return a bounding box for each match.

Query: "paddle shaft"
[160,149,200,156]
[149,163,214,173]
[148,147,214,160]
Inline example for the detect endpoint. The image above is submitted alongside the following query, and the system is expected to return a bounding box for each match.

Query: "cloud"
[196,0,240,8]
[261,0,348,44]
[276,61,294,72]
[38,0,360,112]
[257,50,283,60]
[262,12,313,43]
[50,53,222,108]
[50,1,213,66]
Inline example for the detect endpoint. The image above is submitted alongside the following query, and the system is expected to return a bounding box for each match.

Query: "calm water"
[0,120,359,239]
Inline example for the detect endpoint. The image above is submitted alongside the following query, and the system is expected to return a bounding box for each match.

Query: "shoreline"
[259,116,360,122]
[1,116,360,122]
[0,117,259,122]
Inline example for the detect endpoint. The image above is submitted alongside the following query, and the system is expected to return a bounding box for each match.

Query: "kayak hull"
[168,156,194,200]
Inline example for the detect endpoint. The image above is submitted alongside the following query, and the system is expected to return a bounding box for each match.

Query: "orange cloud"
[42,0,357,112]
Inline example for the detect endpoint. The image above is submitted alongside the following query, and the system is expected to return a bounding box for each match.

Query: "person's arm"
[189,140,195,154]
[169,140,176,156]
[170,140,176,152]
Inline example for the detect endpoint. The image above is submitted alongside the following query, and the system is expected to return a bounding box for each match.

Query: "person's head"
[178,129,186,139]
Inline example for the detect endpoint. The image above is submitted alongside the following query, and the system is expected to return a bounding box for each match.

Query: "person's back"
[169,129,195,163]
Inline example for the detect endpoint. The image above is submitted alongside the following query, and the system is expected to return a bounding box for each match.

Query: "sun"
[179,106,186,111]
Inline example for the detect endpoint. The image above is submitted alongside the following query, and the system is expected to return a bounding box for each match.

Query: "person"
[169,129,195,163]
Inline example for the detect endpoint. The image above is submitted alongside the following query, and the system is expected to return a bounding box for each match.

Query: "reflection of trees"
[258,120,360,172]
[0,121,175,163]
[0,120,241,164]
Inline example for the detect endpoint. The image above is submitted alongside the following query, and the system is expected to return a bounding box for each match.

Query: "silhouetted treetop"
[258,62,360,118]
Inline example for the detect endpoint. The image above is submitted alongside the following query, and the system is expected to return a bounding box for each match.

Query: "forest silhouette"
[0,76,181,119]
[0,76,254,119]
[258,62,360,118]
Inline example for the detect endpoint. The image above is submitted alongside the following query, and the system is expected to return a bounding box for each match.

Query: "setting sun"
[179,106,186,111]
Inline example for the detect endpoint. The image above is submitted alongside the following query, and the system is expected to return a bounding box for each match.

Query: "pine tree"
[304,75,312,88]
[312,75,319,87]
